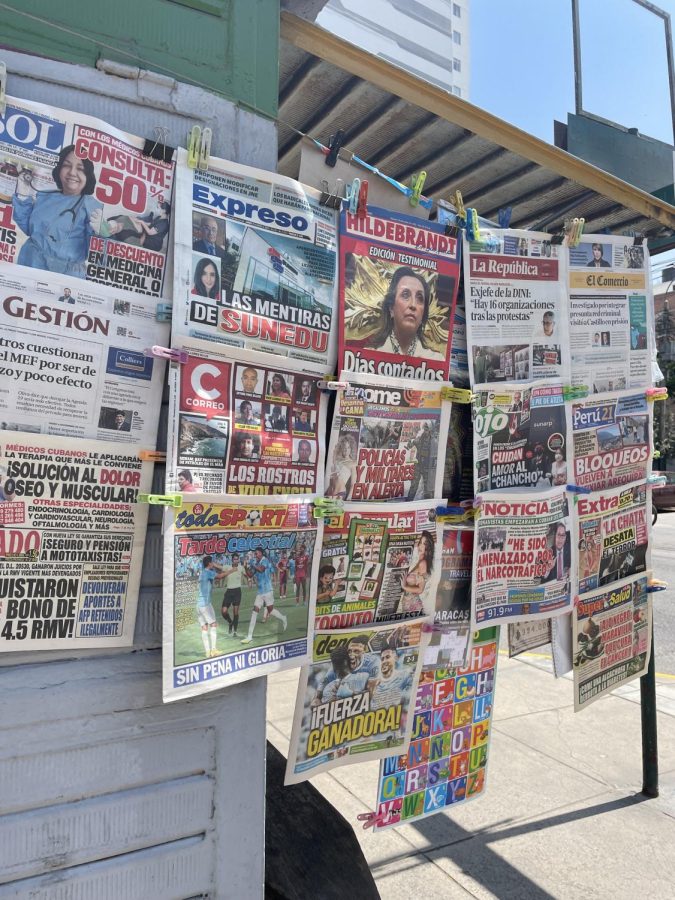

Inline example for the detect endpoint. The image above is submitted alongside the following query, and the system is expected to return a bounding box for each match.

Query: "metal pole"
[571,0,583,115]
[640,625,659,797]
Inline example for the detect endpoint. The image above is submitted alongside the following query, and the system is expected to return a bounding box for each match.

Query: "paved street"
[652,510,675,675]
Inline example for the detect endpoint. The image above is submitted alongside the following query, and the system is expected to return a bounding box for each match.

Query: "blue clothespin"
[498,207,512,228]
[346,178,361,215]
[567,484,591,494]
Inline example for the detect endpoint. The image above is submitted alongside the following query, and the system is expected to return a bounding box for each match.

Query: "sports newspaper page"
[0,264,168,446]
[464,229,568,385]
[573,572,651,711]
[338,204,460,381]
[315,500,441,629]
[163,495,321,701]
[567,235,654,390]
[570,390,652,492]
[0,96,175,296]
[473,488,574,625]
[172,149,338,368]
[423,525,474,670]
[576,483,651,596]
[325,372,449,502]
[373,628,498,828]
[166,338,326,496]
[0,432,151,651]
[472,382,568,494]
[285,620,429,784]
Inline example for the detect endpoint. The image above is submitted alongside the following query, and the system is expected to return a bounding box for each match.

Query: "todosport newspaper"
[338,204,460,381]
[0,96,175,296]
[163,495,322,701]
[171,149,338,368]
[0,264,168,447]
[166,338,326,496]
[0,432,151,651]
[285,620,429,784]
[325,371,450,502]
[472,488,574,625]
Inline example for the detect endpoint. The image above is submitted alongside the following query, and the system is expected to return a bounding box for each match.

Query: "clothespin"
[325,130,345,168]
[498,207,512,228]
[346,178,360,215]
[0,62,7,117]
[550,223,567,246]
[568,217,585,247]
[453,190,466,222]
[409,171,427,208]
[313,497,343,518]
[138,493,182,508]
[156,303,172,322]
[562,385,589,401]
[633,233,645,246]
[187,125,201,169]
[317,379,348,391]
[143,125,174,163]
[653,451,661,460]
[465,208,475,241]
[567,484,592,494]
[357,180,369,218]
[436,505,476,524]
[138,450,166,462]
[646,387,668,402]
[440,387,473,403]
[648,474,667,487]
[647,578,668,593]
[357,811,389,830]
[145,345,188,364]
[198,127,212,170]
[469,208,480,241]
[421,622,443,634]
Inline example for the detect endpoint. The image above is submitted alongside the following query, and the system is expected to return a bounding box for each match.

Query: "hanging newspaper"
[0,264,168,445]
[573,573,651,711]
[167,337,326,496]
[171,149,338,367]
[463,228,568,385]
[423,525,474,670]
[0,96,174,296]
[0,432,151,651]
[567,235,654,390]
[324,372,449,502]
[508,618,552,657]
[163,494,321,701]
[444,402,474,504]
[473,382,568,494]
[338,204,460,381]
[473,488,573,625]
[372,628,498,828]
[315,500,441,629]
[449,294,469,387]
[285,619,429,784]
[570,389,652,492]
[576,482,650,596]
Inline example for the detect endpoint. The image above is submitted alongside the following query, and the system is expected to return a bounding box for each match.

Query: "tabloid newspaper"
[0,96,174,296]
[473,488,574,625]
[570,389,652,492]
[423,525,474,670]
[285,620,429,784]
[573,572,651,711]
[444,402,474,504]
[508,618,552,657]
[166,337,326,496]
[567,235,654,390]
[163,494,321,701]
[338,204,460,381]
[315,500,441,629]
[449,294,469,387]
[373,628,498,828]
[576,482,651,596]
[0,432,151,651]
[0,263,168,446]
[171,149,338,368]
[463,228,568,385]
[472,382,568,494]
[325,372,449,502]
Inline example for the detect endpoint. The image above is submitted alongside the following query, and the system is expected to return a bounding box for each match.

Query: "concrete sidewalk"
[266,650,675,899]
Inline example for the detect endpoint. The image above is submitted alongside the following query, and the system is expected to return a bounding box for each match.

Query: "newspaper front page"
[315,500,441,629]
[171,149,338,367]
[508,618,552,657]
[167,337,326,496]
[373,628,498,828]
[573,572,651,711]
[325,372,449,502]
[473,488,574,625]
[464,228,568,385]
[163,495,322,701]
[0,432,151,650]
[568,235,654,390]
[423,525,474,670]
[0,96,175,296]
[285,620,429,784]
[338,204,460,381]
[0,263,168,445]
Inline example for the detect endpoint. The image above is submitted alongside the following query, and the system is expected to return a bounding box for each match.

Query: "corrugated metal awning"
[279,13,675,241]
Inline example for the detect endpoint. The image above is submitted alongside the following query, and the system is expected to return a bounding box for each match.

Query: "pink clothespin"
[357,810,389,830]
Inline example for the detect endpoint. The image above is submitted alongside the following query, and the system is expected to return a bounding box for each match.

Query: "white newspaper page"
[166,337,326,496]
[171,148,338,368]
[423,524,474,670]
[0,263,168,446]
[464,228,568,385]
[473,488,574,626]
[325,371,450,502]
[0,432,151,651]
[163,494,321,701]
[568,235,654,390]
[508,618,552,657]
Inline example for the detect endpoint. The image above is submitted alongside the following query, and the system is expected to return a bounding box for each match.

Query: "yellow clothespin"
[453,190,466,221]
[646,387,668,402]
[139,493,182,508]
[187,125,201,169]
[409,171,427,208]
[440,387,474,403]
[470,208,480,241]
[198,127,212,171]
